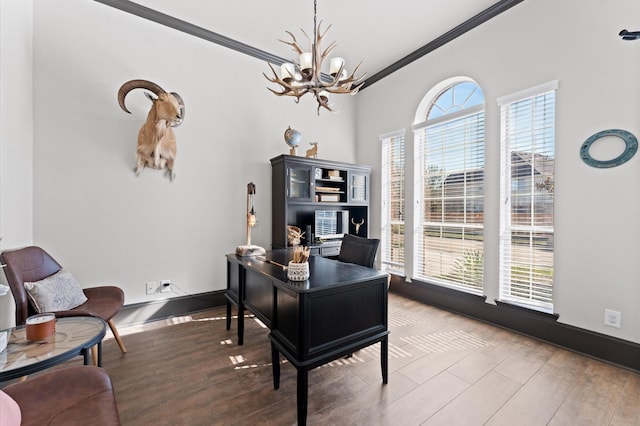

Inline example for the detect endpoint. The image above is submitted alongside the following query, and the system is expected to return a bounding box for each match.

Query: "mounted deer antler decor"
[263,0,366,114]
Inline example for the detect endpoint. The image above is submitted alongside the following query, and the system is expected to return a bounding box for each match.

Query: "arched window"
[413,77,485,293]
[426,80,484,120]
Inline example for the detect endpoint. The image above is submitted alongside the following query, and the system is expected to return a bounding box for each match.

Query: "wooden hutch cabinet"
[270,155,371,257]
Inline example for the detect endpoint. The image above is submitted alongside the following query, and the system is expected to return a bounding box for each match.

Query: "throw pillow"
[0,390,21,426]
[24,269,88,313]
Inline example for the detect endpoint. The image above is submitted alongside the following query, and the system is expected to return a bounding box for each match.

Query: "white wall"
[356,0,640,343]
[4,0,639,344]
[24,0,356,313]
[0,0,34,328]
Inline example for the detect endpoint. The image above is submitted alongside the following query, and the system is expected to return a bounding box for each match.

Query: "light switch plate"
[604,309,621,328]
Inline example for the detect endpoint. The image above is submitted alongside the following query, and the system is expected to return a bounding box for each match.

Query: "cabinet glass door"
[350,173,368,203]
[288,166,312,200]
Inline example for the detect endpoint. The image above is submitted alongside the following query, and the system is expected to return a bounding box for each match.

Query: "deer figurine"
[305,142,318,158]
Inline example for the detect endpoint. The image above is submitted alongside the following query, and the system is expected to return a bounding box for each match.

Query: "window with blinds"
[380,131,405,274]
[413,80,485,293]
[498,81,556,312]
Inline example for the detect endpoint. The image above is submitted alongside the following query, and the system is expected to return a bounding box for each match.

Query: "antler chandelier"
[264,0,366,114]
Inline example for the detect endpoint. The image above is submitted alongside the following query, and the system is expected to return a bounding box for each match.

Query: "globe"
[284,126,301,148]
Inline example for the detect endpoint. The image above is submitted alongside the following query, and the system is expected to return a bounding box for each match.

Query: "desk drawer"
[245,269,273,328]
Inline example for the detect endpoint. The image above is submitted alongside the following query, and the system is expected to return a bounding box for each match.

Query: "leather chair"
[338,233,381,268]
[0,246,127,354]
[2,366,121,425]
[338,234,382,359]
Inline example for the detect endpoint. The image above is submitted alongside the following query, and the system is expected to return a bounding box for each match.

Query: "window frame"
[412,78,486,294]
[497,80,557,313]
[380,129,406,275]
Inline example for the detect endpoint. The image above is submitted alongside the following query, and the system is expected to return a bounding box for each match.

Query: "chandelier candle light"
[264,0,366,114]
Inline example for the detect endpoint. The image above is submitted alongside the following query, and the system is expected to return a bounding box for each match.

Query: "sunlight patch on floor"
[252,317,268,329]
[104,314,195,338]
[388,343,413,358]
[192,315,228,322]
[107,310,233,339]
[401,330,491,353]
[388,306,430,327]
[233,362,273,370]
[358,342,412,359]
[229,354,245,365]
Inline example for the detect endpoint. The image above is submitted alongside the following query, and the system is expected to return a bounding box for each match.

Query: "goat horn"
[117,79,166,114]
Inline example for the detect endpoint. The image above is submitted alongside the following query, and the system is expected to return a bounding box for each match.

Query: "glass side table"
[0,316,106,382]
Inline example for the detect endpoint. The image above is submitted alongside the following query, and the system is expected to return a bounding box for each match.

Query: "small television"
[314,210,349,241]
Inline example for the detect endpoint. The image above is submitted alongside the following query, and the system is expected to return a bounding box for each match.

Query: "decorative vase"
[288,261,309,281]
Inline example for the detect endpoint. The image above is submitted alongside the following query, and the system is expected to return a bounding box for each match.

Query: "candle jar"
[25,313,56,341]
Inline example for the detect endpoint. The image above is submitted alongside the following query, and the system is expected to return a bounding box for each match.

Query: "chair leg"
[107,319,127,353]
[91,345,98,366]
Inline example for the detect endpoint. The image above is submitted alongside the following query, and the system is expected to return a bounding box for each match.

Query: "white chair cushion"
[24,269,88,313]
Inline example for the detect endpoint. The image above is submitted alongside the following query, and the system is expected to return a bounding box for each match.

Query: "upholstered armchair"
[0,246,127,354]
[1,366,121,425]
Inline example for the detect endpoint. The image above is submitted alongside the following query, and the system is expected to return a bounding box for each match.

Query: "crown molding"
[94,0,286,65]
[362,0,525,89]
[94,0,525,91]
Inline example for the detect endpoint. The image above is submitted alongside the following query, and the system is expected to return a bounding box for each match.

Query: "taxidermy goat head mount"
[118,79,185,181]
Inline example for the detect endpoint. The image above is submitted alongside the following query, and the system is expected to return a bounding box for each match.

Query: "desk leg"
[97,340,103,368]
[271,342,280,390]
[297,368,308,426]
[226,301,244,345]
[237,305,244,346]
[381,336,388,384]
[82,348,90,365]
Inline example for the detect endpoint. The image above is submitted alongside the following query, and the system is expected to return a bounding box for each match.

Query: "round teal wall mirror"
[580,129,638,168]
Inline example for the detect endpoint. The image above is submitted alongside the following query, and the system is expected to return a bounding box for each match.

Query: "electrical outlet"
[160,280,171,293]
[146,281,157,295]
[604,308,621,328]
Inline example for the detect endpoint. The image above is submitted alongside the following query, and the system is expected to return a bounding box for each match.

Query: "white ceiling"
[124,0,505,80]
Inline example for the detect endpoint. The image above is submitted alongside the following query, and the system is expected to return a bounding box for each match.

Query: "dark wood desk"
[226,249,389,426]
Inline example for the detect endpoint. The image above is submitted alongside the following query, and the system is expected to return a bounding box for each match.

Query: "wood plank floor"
[39,294,640,425]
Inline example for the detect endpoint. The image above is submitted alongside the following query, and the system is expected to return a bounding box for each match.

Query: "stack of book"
[318,194,340,202]
[328,170,343,181]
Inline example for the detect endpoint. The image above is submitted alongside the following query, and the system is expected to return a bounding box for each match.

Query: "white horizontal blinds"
[499,85,555,311]
[414,81,485,293]
[381,131,405,274]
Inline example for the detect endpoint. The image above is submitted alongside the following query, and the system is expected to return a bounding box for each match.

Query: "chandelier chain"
[313,0,317,43]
